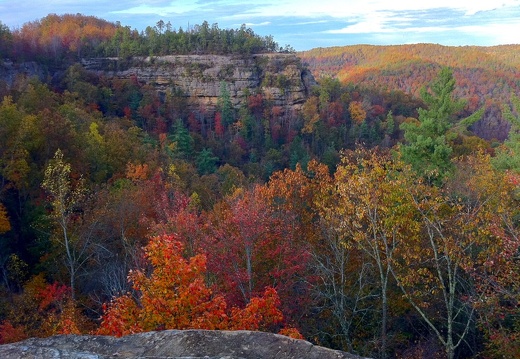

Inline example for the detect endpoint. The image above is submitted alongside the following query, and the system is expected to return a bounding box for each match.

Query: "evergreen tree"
[359,120,370,144]
[170,119,194,160]
[218,82,234,126]
[0,21,12,58]
[196,148,219,175]
[385,111,395,136]
[289,136,310,170]
[399,67,482,185]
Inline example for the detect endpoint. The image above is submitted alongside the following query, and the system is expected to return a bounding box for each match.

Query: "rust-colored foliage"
[261,160,331,244]
[96,234,290,337]
[214,112,224,137]
[248,93,264,114]
[229,286,283,331]
[125,162,150,182]
[0,202,10,234]
[0,274,90,343]
[466,168,520,358]
[278,327,305,340]
[13,14,116,59]
[203,186,311,319]
[300,44,520,138]
[392,153,520,359]
[0,321,26,344]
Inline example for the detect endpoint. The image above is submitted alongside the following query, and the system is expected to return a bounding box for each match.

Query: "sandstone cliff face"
[82,53,316,114]
[0,329,369,359]
[0,59,45,87]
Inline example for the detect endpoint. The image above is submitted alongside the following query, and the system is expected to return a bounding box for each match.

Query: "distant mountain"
[299,44,520,140]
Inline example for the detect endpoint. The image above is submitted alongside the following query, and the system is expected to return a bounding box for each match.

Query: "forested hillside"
[1,14,520,359]
[300,44,520,140]
[0,14,280,65]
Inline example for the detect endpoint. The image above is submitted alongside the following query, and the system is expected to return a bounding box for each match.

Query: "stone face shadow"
[0,329,370,359]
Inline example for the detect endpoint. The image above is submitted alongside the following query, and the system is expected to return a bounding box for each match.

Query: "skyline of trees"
[0,15,284,66]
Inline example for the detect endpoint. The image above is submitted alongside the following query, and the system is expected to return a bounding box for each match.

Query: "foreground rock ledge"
[0,329,369,359]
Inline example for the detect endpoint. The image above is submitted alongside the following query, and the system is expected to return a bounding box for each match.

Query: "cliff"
[0,329,369,359]
[0,59,45,88]
[81,53,316,114]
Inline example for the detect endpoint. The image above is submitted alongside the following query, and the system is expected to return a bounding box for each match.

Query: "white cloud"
[317,0,520,45]
[112,3,199,16]
[327,23,453,36]
[326,12,390,34]
[244,21,271,27]
[216,0,520,20]
[457,21,520,44]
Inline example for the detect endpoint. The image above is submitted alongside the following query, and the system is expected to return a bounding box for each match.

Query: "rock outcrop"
[82,53,316,114]
[0,59,45,87]
[1,53,315,115]
[0,329,368,359]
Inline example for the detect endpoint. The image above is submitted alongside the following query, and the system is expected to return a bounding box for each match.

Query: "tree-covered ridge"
[300,44,520,76]
[102,20,282,58]
[1,15,117,62]
[299,44,520,140]
[0,14,283,65]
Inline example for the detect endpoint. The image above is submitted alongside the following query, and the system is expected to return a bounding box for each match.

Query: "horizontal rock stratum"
[0,329,370,359]
[82,53,316,114]
[1,53,316,117]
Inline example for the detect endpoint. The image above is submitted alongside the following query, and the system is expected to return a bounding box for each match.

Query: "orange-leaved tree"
[348,101,366,124]
[0,274,91,344]
[96,234,300,338]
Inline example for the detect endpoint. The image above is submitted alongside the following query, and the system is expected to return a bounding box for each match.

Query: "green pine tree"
[218,82,234,126]
[400,67,483,185]
[170,119,194,160]
[196,148,219,175]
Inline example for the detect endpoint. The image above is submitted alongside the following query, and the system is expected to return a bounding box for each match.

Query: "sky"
[1,0,519,51]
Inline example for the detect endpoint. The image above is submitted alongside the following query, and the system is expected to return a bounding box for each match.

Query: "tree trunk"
[380,280,388,359]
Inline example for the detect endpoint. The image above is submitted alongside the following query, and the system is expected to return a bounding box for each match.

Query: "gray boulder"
[0,329,369,359]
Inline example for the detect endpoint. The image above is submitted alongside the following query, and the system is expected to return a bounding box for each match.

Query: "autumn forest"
[1,14,520,359]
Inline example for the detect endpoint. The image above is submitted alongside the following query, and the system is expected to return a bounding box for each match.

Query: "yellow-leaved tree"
[392,152,517,359]
[42,149,88,299]
[0,203,10,234]
[316,149,418,358]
